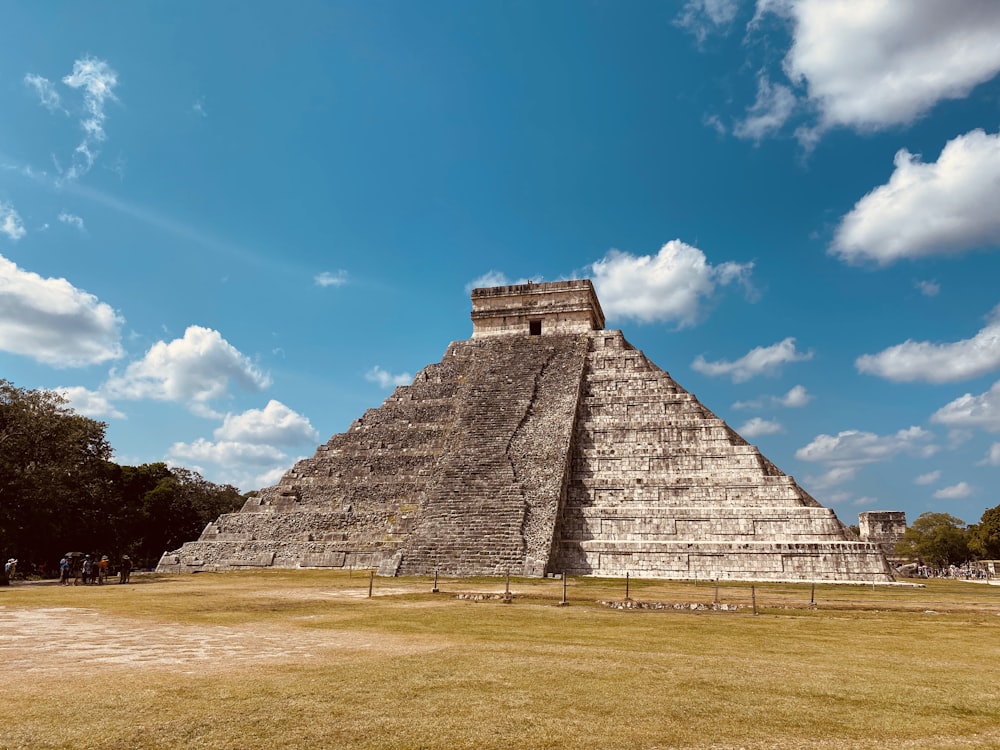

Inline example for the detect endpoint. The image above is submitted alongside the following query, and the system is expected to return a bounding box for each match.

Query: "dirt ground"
[0,584,438,679]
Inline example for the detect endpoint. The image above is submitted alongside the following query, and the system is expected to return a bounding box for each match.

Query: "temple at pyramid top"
[159,278,895,583]
[471,279,606,337]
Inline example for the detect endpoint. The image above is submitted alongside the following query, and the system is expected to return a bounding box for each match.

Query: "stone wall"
[859,511,907,560]
[471,280,605,338]
[548,331,894,582]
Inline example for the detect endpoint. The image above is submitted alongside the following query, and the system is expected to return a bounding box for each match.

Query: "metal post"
[368,569,374,598]
[432,569,439,594]
[810,583,815,606]
[751,584,757,615]
[503,570,512,603]
[714,578,719,606]
[625,571,630,601]
[561,572,568,606]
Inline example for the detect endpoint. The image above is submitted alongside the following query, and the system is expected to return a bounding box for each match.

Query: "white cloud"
[934,481,973,500]
[778,384,811,407]
[733,72,797,142]
[831,130,1000,265]
[693,337,811,383]
[916,280,940,297]
[465,271,541,295]
[732,384,812,410]
[803,465,857,491]
[168,438,288,467]
[856,306,1000,383]
[0,255,123,366]
[914,470,941,486]
[53,385,125,419]
[737,417,782,437]
[931,380,1000,432]
[58,212,85,231]
[24,73,64,112]
[57,56,119,181]
[1,203,26,241]
[103,325,270,414]
[315,270,348,287]
[981,443,1000,466]
[762,1,1000,132]
[166,401,319,493]
[675,0,740,43]
[213,400,319,446]
[366,366,413,389]
[796,426,935,465]
[590,241,754,327]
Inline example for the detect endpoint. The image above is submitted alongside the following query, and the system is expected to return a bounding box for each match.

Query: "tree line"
[895,510,1000,569]
[1,379,244,579]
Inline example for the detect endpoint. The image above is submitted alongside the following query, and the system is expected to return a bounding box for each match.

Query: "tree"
[0,380,112,568]
[895,512,970,568]
[0,380,246,573]
[130,466,243,567]
[969,504,1000,560]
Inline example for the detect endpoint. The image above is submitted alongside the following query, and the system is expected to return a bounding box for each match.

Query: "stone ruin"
[858,511,907,563]
[158,279,895,583]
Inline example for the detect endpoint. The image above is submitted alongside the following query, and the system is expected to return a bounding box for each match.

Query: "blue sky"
[2,1,1000,529]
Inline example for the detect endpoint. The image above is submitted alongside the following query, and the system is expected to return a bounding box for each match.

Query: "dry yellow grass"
[1,572,999,749]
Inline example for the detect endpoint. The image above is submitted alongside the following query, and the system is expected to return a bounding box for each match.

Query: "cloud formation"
[315,270,348,287]
[733,384,812,410]
[24,73,64,112]
[856,306,1000,383]
[0,255,123,366]
[675,0,741,44]
[53,386,126,419]
[366,366,413,389]
[737,417,782,437]
[914,470,941,486]
[58,212,85,231]
[214,400,319,445]
[981,443,1000,466]
[104,325,270,415]
[831,130,1000,265]
[1,203,26,241]
[591,241,754,327]
[167,400,318,491]
[693,338,811,382]
[796,426,935,465]
[26,56,119,181]
[733,73,797,141]
[934,481,973,500]
[915,280,940,298]
[931,380,1000,432]
[761,1,1000,132]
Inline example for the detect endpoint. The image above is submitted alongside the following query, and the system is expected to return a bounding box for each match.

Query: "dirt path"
[0,604,432,677]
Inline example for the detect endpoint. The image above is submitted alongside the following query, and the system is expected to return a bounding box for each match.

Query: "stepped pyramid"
[158,280,894,582]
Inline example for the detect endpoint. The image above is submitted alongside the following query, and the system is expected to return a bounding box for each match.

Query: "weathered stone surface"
[158,280,894,583]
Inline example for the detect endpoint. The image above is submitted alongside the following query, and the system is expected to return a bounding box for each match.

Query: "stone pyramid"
[158,280,894,582]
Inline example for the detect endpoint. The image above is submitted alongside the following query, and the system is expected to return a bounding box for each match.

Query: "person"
[81,555,92,585]
[4,558,16,582]
[59,557,71,585]
[119,555,132,584]
[98,555,109,584]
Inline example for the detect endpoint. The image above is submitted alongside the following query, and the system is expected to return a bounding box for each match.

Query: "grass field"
[1,571,999,750]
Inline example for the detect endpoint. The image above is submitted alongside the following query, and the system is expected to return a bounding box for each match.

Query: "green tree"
[968,504,1000,560]
[131,466,243,567]
[895,512,970,568]
[0,380,112,570]
[0,380,246,574]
